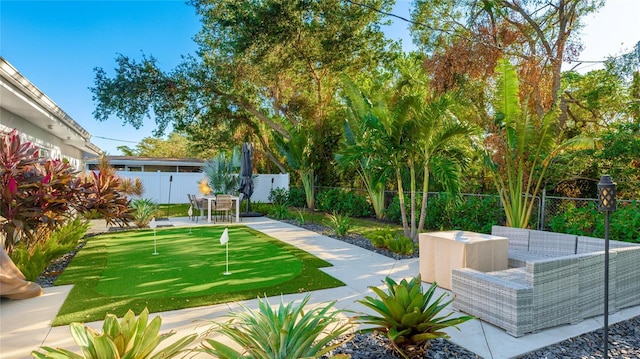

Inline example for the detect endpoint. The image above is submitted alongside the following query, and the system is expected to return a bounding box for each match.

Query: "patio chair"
[187,194,205,222]
[214,194,233,223]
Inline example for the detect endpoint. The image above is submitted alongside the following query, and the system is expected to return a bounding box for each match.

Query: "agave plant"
[356,275,474,359]
[201,294,353,359]
[31,308,197,359]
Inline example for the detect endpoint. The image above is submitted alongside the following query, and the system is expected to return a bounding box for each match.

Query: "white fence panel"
[114,171,289,204]
[251,173,290,203]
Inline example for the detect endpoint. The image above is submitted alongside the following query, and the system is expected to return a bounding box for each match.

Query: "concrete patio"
[1,216,639,358]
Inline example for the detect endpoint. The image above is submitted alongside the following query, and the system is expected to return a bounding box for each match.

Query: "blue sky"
[1,0,638,155]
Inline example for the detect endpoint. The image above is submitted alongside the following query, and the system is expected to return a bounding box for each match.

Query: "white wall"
[114,171,289,204]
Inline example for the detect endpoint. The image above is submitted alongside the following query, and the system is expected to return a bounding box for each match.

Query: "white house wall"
[114,171,290,205]
[1,109,84,171]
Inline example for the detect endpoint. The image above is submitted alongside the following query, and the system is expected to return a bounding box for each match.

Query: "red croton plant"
[0,129,133,254]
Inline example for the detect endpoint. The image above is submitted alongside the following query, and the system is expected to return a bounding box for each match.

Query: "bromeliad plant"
[356,275,473,359]
[31,308,197,359]
[201,294,353,359]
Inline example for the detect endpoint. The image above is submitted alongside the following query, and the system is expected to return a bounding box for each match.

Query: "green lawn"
[53,226,344,325]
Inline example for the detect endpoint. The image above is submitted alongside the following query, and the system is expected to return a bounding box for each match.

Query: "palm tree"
[414,95,475,240]
[487,59,596,228]
[338,56,475,241]
[390,56,475,241]
[337,77,391,220]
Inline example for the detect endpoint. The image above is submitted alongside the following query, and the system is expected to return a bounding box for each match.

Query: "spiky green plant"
[326,213,352,237]
[130,198,159,228]
[201,294,353,359]
[202,151,240,194]
[31,308,196,359]
[356,275,474,359]
[268,203,291,220]
[10,217,89,281]
[487,58,596,228]
[296,209,306,225]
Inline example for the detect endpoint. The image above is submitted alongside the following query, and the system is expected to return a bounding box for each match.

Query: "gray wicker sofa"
[451,226,640,337]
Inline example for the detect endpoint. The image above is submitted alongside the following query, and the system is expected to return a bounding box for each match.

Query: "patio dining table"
[204,195,240,223]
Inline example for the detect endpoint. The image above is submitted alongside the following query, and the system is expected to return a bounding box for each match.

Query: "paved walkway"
[2,217,639,358]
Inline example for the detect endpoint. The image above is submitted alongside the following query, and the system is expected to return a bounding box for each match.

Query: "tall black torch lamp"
[597,175,616,358]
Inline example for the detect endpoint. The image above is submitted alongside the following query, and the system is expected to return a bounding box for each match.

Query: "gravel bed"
[35,220,640,358]
[281,220,418,260]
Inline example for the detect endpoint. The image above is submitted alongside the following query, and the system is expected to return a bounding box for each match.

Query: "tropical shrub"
[316,188,371,217]
[367,227,414,255]
[420,194,450,231]
[130,198,159,228]
[200,294,352,359]
[326,213,353,237]
[547,202,598,235]
[268,187,290,205]
[548,201,640,243]
[31,308,197,359]
[248,201,271,215]
[384,236,414,256]
[385,195,419,225]
[77,156,135,227]
[10,217,89,281]
[385,193,502,234]
[356,275,474,359]
[268,204,291,220]
[368,227,389,248]
[288,187,307,208]
[385,194,443,229]
[605,201,640,243]
[1,130,85,253]
[449,195,503,233]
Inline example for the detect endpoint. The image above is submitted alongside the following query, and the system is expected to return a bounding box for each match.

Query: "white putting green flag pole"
[150,217,158,255]
[187,205,193,234]
[220,227,231,275]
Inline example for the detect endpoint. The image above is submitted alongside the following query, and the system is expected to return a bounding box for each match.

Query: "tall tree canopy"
[413,0,604,122]
[92,0,397,180]
[117,132,205,158]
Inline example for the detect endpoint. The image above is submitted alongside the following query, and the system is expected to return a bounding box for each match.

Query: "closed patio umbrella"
[238,142,255,214]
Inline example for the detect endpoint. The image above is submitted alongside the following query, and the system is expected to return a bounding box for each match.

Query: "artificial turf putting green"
[53,226,344,325]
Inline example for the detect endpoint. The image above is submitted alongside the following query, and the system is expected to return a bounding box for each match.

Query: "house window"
[178,166,202,173]
[144,165,177,172]
[38,147,50,159]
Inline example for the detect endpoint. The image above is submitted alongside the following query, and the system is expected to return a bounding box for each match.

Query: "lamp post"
[597,175,616,358]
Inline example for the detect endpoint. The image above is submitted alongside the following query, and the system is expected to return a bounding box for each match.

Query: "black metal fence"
[313,186,639,232]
